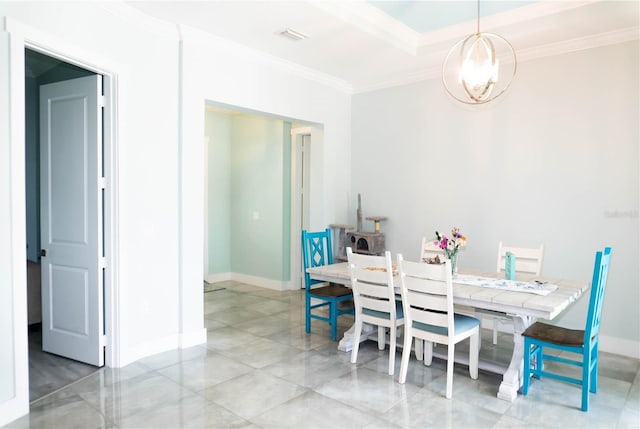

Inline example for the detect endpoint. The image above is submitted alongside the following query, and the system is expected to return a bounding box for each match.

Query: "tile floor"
[27,324,99,402]
[6,280,639,428]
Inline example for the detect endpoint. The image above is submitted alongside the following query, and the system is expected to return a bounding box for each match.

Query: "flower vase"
[449,253,458,274]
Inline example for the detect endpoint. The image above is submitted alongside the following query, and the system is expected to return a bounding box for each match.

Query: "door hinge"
[99,95,105,108]
[99,257,107,269]
[98,177,107,190]
[100,334,107,348]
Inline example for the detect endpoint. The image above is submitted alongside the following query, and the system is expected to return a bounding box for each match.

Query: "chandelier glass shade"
[442,2,517,105]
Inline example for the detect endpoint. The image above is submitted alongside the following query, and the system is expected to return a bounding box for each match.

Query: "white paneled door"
[40,75,104,366]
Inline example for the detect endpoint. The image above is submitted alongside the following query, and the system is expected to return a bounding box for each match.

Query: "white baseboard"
[231,272,291,291]
[205,272,293,291]
[120,330,206,368]
[599,335,640,359]
[205,272,231,284]
[179,328,207,349]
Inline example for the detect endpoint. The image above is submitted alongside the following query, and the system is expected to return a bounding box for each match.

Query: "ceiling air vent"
[278,28,308,41]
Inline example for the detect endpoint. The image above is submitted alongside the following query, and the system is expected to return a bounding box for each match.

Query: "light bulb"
[459,35,499,101]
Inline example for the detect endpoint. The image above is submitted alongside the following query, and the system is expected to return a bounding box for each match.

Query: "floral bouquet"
[435,227,467,271]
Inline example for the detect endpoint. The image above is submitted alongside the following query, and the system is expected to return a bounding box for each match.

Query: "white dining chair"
[347,247,404,375]
[397,254,479,398]
[480,242,544,345]
[419,236,445,262]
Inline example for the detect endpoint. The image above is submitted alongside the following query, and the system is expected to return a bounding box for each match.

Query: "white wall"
[181,25,353,248]
[0,3,207,424]
[1,2,353,425]
[351,40,639,357]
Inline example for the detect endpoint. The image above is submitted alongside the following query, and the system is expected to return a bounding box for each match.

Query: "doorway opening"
[24,48,109,401]
[202,103,320,292]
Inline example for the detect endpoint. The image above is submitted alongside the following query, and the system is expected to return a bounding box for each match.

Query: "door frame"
[2,17,120,413]
[290,126,314,290]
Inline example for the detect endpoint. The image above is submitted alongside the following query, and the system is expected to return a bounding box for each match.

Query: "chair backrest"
[347,248,397,319]
[302,229,333,290]
[496,242,544,276]
[398,254,454,337]
[420,236,445,262]
[584,247,612,343]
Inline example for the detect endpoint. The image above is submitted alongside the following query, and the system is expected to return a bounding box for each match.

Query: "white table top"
[306,262,589,320]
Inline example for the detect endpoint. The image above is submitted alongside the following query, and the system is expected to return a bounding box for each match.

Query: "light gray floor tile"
[203,371,307,420]
[115,392,251,428]
[5,389,112,429]
[156,350,254,392]
[234,313,302,337]
[12,280,640,429]
[264,324,333,351]
[314,367,420,414]
[205,326,263,352]
[244,298,290,315]
[251,390,380,428]
[261,349,354,388]
[135,345,208,370]
[73,371,196,424]
[218,336,305,369]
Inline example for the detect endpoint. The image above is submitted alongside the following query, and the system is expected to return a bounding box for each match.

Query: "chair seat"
[522,322,585,347]
[309,283,352,298]
[413,313,479,336]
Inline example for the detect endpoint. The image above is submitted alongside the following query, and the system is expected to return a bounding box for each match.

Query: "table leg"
[337,322,376,352]
[497,314,534,401]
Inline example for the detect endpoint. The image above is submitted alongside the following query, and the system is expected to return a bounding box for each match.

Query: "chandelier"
[442,0,517,105]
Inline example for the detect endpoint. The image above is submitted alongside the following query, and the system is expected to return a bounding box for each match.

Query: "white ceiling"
[126,1,639,93]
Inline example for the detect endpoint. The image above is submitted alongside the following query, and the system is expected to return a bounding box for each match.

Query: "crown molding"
[418,1,599,47]
[312,0,420,55]
[352,26,639,94]
[103,2,353,94]
[517,26,640,63]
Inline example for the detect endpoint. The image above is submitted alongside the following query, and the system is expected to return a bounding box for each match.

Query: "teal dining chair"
[522,247,612,411]
[302,229,354,341]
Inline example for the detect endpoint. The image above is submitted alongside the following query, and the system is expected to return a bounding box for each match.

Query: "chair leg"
[581,343,598,411]
[415,339,423,361]
[351,318,362,364]
[305,295,311,334]
[378,326,385,350]
[469,329,479,379]
[581,350,591,412]
[330,302,338,341]
[424,341,433,366]
[446,344,455,399]
[399,333,412,384]
[590,343,599,394]
[388,326,396,375]
[523,338,531,395]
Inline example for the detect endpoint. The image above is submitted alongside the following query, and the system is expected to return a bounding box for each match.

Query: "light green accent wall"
[205,110,231,273]
[206,110,289,282]
[230,115,284,279]
[281,122,292,281]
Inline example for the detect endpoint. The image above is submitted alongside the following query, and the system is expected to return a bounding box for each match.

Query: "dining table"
[306,262,589,402]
